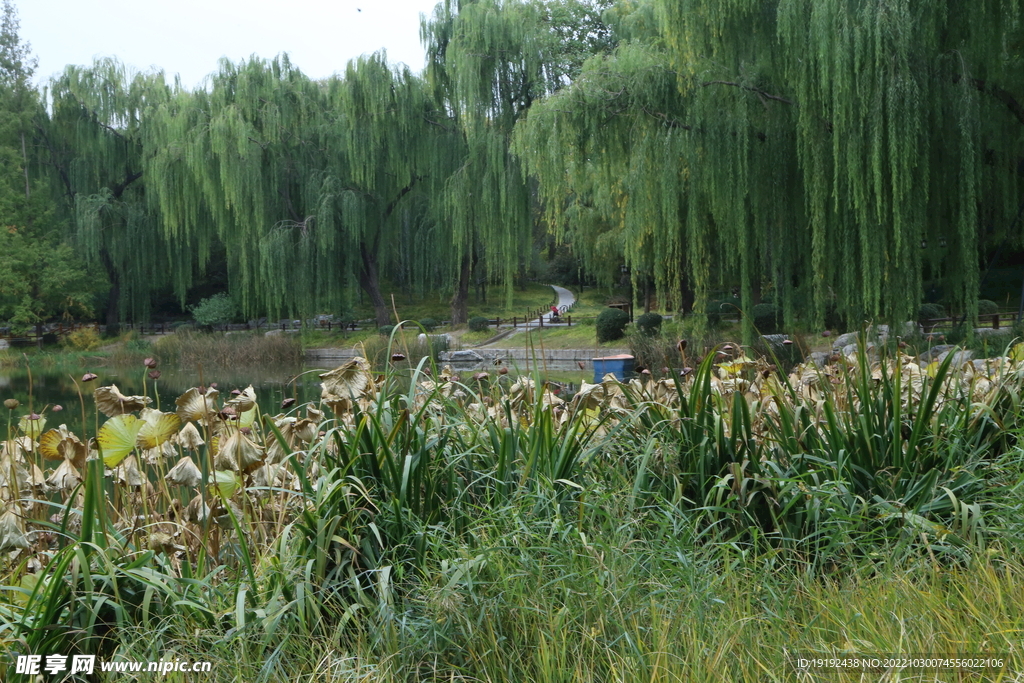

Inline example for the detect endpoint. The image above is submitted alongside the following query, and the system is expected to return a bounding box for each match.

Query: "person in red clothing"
[550,304,560,321]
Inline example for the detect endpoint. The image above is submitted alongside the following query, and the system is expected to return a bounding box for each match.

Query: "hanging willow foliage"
[44,59,194,325]
[422,0,615,322]
[143,54,460,326]
[517,0,1023,339]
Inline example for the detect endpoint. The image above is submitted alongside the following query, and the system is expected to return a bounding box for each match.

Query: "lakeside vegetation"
[1,343,1024,680]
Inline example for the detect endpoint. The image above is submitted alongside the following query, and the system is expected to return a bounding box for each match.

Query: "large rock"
[937,348,974,365]
[920,344,954,362]
[831,332,859,350]
[444,350,484,363]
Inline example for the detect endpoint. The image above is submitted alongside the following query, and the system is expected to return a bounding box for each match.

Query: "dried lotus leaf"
[94,385,151,416]
[113,455,146,487]
[165,456,203,488]
[47,458,82,490]
[176,422,205,450]
[320,357,374,400]
[215,430,264,473]
[176,387,220,423]
[0,508,29,551]
[184,493,211,523]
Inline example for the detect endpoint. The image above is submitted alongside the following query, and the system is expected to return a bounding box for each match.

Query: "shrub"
[469,317,491,332]
[977,299,999,317]
[596,308,630,342]
[191,293,240,327]
[61,328,100,351]
[750,303,780,334]
[379,325,395,337]
[917,302,945,323]
[704,301,724,328]
[418,317,439,332]
[635,312,663,336]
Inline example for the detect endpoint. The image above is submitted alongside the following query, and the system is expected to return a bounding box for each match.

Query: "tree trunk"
[680,277,695,315]
[106,278,121,329]
[359,244,391,328]
[450,252,472,326]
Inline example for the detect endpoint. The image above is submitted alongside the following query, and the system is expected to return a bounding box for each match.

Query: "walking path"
[541,284,577,324]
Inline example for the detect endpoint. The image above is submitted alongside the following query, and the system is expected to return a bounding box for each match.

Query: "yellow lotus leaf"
[96,414,144,467]
[18,414,46,440]
[165,456,203,488]
[925,361,940,378]
[208,470,242,498]
[1011,343,1024,363]
[137,409,182,450]
[38,429,88,469]
[93,385,151,416]
[320,357,374,400]
[176,387,220,423]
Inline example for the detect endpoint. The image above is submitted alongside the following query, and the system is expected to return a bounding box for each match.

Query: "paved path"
[539,285,576,324]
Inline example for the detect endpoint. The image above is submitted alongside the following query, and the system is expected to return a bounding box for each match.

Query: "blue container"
[592,354,635,383]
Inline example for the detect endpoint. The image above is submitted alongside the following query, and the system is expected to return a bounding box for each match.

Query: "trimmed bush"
[596,307,630,342]
[751,303,780,334]
[469,317,491,332]
[191,293,240,327]
[419,317,439,332]
[917,303,945,322]
[378,325,395,337]
[977,299,999,317]
[635,312,663,336]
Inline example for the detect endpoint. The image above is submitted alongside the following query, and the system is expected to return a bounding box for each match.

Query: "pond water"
[0,363,320,437]
[0,360,593,437]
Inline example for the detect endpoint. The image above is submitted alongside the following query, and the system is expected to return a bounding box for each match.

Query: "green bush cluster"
[60,326,101,351]
[977,299,999,317]
[750,303,780,334]
[418,317,439,332]
[191,292,240,327]
[469,316,491,332]
[917,302,945,322]
[596,307,630,342]
[635,311,663,336]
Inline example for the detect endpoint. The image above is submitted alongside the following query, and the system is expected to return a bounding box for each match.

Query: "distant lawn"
[352,282,560,324]
[477,324,626,350]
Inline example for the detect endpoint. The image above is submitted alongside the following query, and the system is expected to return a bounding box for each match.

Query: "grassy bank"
[2,344,1023,680]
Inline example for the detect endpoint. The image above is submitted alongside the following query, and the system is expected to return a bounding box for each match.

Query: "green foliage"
[190,292,240,327]
[468,316,491,332]
[596,307,630,342]
[750,303,780,334]
[977,299,999,317]
[917,302,946,322]
[418,317,439,332]
[635,311,663,335]
[59,326,101,351]
[378,325,395,337]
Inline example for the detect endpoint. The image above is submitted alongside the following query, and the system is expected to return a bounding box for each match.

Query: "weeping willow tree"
[516,0,1024,338]
[41,59,200,326]
[144,54,458,326]
[422,0,615,323]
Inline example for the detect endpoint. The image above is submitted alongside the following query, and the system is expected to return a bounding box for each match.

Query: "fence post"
[994,313,1000,330]
[568,315,571,327]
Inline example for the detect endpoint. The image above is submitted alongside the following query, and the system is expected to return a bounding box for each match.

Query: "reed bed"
[0,336,1023,681]
[151,328,303,367]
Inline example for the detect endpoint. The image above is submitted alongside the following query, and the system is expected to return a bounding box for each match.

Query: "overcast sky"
[19,0,443,89]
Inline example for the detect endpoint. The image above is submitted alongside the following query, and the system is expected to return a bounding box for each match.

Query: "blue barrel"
[592,354,635,382]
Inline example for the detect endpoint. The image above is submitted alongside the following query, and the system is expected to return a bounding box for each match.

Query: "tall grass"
[152,328,302,366]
